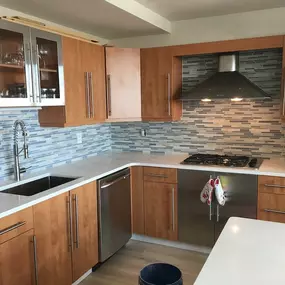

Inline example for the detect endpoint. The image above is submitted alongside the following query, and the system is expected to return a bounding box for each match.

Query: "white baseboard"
[131,234,211,255]
[72,269,92,285]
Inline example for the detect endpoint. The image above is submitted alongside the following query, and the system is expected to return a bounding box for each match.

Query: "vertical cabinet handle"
[73,194,80,249]
[107,74,112,117]
[167,73,171,116]
[89,72,94,118]
[24,42,35,103]
[35,45,42,103]
[85,72,91,118]
[67,196,73,251]
[216,204,220,222]
[209,202,212,221]
[172,187,175,232]
[32,235,39,285]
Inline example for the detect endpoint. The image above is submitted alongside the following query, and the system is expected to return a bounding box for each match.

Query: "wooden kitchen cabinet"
[130,166,145,235]
[258,176,285,223]
[144,181,178,240]
[105,47,141,121]
[33,182,99,284]
[141,47,182,121]
[39,37,106,127]
[33,192,73,285]
[70,182,99,282]
[0,229,35,285]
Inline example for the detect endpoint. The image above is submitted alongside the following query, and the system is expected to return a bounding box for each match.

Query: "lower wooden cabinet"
[144,181,178,241]
[71,182,99,282]
[0,229,35,285]
[258,176,285,223]
[33,181,99,285]
[33,192,73,285]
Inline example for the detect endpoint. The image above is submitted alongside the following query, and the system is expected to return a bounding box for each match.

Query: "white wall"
[0,6,108,45]
[110,7,285,48]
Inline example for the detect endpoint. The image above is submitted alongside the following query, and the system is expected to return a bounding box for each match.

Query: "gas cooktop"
[181,153,262,168]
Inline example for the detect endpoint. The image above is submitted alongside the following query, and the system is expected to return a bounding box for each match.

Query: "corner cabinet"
[141,47,182,121]
[38,37,106,127]
[0,20,65,107]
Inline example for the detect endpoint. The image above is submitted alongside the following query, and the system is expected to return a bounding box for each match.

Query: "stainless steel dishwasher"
[98,168,131,262]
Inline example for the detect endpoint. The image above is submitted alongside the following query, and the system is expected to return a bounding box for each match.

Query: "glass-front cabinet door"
[31,29,65,106]
[0,21,34,107]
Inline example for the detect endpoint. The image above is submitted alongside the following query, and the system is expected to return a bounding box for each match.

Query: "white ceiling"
[135,0,285,21]
[0,0,166,39]
[1,0,285,40]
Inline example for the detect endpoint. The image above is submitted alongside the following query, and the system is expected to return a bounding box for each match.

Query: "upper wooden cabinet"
[0,20,64,107]
[105,47,141,121]
[39,37,106,127]
[141,47,182,121]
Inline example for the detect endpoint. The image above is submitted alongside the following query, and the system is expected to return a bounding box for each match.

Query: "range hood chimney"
[180,54,271,101]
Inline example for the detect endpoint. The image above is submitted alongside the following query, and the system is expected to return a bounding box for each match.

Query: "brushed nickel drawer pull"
[85,72,91,118]
[73,194,79,249]
[172,187,175,231]
[167,73,171,116]
[145,173,168,178]
[67,196,73,251]
[264,184,285,189]
[264,209,285,215]
[0,221,26,235]
[32,235,39,285]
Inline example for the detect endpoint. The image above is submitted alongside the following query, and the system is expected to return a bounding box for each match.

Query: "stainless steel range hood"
[180,54,271,101]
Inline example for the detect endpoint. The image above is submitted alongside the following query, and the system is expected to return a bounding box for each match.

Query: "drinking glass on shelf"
[38,45,48,68]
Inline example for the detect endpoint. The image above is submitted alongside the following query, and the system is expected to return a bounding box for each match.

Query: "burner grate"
[182,154,250,167]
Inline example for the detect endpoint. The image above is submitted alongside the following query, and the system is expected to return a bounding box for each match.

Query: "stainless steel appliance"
[178,169,257,247]
[98,168,131,262]
[180,53,270,101]
[181,153,263,169]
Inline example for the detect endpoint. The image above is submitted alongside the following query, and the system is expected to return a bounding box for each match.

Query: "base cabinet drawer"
[0,229,36,285]
[258,193,285,223]
[0,207,33,244]
[143,167,177,183]
[258,176,285,195]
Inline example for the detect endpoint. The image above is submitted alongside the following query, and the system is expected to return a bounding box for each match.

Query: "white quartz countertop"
[0,151,285,219]
[194,217,285,285]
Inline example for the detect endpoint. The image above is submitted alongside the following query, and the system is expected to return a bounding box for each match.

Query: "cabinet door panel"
[82,41,106,123]
[33,193,72,285]
[144,181,177,240]
[258,193,285,223]
[0,229,35,285]
[106,47,141,121]
[71,182,99,282]
[31,29,64,106]
[0,20,33,107]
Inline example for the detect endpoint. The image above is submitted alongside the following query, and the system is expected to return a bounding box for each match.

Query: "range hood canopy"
[180,54,271,101]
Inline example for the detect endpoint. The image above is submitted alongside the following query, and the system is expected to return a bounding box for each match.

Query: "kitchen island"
[194,217,285,285]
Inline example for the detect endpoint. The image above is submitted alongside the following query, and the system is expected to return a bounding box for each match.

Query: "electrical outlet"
[76,132,83,144]
[140,129,146,137]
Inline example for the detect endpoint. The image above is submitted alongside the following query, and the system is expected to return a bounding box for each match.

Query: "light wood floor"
[80,240,208,285]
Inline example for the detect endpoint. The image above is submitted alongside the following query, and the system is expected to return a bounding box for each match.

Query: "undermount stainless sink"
[1,176,78,196]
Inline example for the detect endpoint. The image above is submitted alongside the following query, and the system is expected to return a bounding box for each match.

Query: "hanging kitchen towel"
[214,177,226,206]
[200,178,214,205]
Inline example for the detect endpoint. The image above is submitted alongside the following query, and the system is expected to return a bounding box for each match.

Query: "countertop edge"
[0,156,284,219]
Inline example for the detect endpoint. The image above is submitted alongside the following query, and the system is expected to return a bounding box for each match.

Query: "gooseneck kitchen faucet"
[13,120,29,181]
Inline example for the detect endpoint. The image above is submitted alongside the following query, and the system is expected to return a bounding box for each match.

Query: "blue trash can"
[139,263,182,285]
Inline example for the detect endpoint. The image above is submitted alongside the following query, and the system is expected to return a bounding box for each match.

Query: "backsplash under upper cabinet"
[111,48,285,157]
[0,109,111,180]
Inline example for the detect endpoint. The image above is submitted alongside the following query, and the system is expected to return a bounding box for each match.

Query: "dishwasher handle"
[101,173,130,189]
